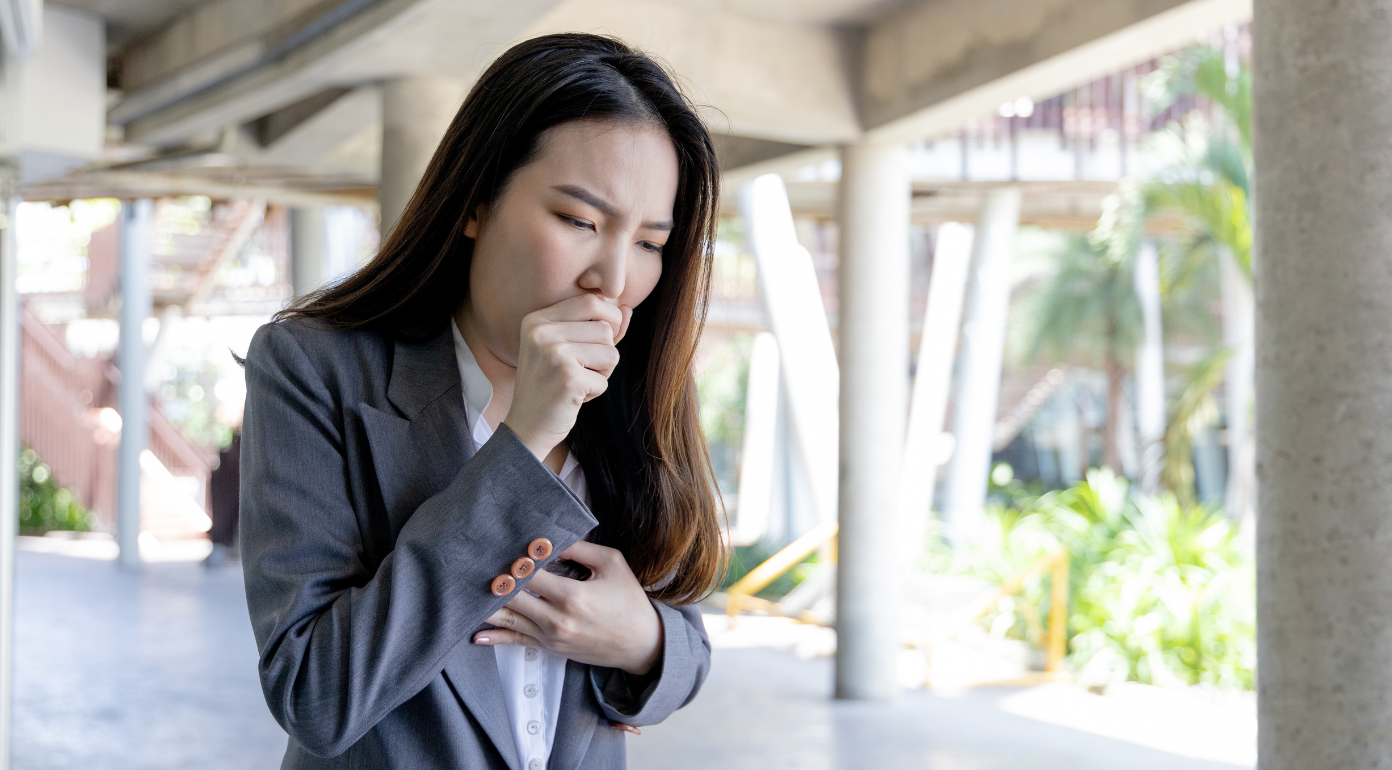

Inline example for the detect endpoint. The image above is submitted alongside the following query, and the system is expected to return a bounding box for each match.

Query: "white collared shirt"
[452,321,587,770]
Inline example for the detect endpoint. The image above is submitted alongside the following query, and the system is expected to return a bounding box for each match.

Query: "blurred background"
[0,0,1276,768]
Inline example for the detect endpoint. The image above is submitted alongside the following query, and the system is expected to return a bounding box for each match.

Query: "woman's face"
[463,119,679,364]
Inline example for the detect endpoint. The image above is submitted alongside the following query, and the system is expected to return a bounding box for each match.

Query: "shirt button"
[528,760,544,770]
[527,720,542,735]
[525,647,538,661]
[524,683,539,698]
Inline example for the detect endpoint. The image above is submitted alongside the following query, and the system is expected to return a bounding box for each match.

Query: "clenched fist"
[502,293,632,463]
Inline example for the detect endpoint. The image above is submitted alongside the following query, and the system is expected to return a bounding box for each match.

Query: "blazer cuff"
[589,601,698,725]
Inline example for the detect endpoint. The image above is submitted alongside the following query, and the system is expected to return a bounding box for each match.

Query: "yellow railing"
[723,528,1071,677]
[724,521,838,620]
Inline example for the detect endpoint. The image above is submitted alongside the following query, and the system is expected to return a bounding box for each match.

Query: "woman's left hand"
[472,541,664,676]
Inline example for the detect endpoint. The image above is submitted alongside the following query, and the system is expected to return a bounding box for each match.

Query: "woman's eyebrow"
[553,184,674,231]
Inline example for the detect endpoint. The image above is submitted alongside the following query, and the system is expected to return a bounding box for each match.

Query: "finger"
[485,606,546,639]
[614,305,633,345]
[566,343,620,375]
[506,588,566,630]
[535,320,618,346]
[473,628,542,647]
[611,722,642,736]
[536,294,623,334]
[517,569,576,604]
[558,540,624,575]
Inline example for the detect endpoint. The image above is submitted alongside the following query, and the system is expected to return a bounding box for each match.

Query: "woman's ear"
[464,205,485,239]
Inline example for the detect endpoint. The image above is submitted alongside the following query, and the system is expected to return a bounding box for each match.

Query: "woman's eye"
[639,241,664,254]
[560,214,595,231]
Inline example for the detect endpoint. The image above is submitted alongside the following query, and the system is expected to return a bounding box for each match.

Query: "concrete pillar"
[1255,1,1392,766]
[290,206,327,297]
[117,199,152,569]
[738,175,839,530]
[941,189,1021,541]
[898,223,973,559]
[379,77,467,238]
[0,163,19,770]
[1133,239,1165,495]
[732,332,779,546]
[1221,248,1254,518]
[834,140,910,701]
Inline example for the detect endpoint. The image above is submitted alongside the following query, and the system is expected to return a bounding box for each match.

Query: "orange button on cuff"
[511,557,536,579]
[528,538,553,561]
[490,574,516,597]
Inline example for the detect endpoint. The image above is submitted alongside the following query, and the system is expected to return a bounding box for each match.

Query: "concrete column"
[117,199,152,569]
[1133,239,1165,495]
[0,164,19,770]
[379,77,467,238]
[739,175,839,530]
[1221,248,1254,519]
[898,223,973,559]
[290,206,327,297]
[834,140,910,701]
[1256,1,1392,766]
[941,189,1021,541]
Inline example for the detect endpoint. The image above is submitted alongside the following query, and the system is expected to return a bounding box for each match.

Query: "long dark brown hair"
[278,33,724,604]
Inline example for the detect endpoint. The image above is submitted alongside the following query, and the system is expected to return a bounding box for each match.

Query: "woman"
[239,33,724,770]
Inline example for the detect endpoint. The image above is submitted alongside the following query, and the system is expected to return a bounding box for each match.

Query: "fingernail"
[474,636,491,645]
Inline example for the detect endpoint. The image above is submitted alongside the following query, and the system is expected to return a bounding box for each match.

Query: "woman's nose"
[580,241,627,300]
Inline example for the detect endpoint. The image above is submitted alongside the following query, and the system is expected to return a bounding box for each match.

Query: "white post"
[290,206,327,298]
[732,332,779,546]
[1133,239,1165,495]
[117,199,152,569]
[1256,0,1392,764]
[1221,248,1253,519]
[898,222,974,560]
[379,77,467,238]
[738,175,839,529]
[835,140,910,701]
[941,189,1021,541]
[0,165,19,770]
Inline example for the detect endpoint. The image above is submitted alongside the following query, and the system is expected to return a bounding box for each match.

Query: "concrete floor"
[12,546,1251,769]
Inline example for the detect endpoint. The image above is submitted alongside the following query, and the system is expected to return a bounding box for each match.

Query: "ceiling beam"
[861,0,1252,143]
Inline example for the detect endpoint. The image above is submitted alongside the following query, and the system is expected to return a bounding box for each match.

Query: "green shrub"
[930,469,1255,690]
[18,446,91,535]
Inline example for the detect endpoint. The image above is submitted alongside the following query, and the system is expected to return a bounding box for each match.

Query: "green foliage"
[18,447,90,535]
[932,470,1254,691]
[1160,348,1230,505]
[1021,229,1144,370]
[1144,45,1253,277]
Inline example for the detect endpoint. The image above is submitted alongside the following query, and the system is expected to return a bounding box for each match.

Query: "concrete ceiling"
[51,0,206,49]
[45,0,1253,201]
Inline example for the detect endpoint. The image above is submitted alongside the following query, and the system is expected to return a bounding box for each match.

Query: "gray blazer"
[239,318,711,769]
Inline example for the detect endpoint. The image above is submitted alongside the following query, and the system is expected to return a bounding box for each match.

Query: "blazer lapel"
[548,660,599,770]
[358,325,471,533]
[358,324,521,769]
[442,643,523,770]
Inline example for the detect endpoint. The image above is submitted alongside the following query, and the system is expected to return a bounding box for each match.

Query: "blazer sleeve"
[240,323,598,757]
[588,600,711,726]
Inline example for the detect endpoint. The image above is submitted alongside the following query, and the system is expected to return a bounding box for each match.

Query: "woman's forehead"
[524,120,678,215]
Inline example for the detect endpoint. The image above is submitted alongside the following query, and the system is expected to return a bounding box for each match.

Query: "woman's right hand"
[503,293,629,463]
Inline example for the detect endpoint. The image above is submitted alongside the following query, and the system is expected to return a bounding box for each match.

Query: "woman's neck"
[453,306,515,432]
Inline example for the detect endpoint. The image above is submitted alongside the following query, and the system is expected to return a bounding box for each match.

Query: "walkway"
[12,542,1253,769]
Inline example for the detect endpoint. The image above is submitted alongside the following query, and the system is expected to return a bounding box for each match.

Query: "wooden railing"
[19,305,213,531]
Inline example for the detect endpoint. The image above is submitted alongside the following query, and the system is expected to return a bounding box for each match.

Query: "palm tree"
[1022,190,1146,472]
[1143,44,1255,517]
